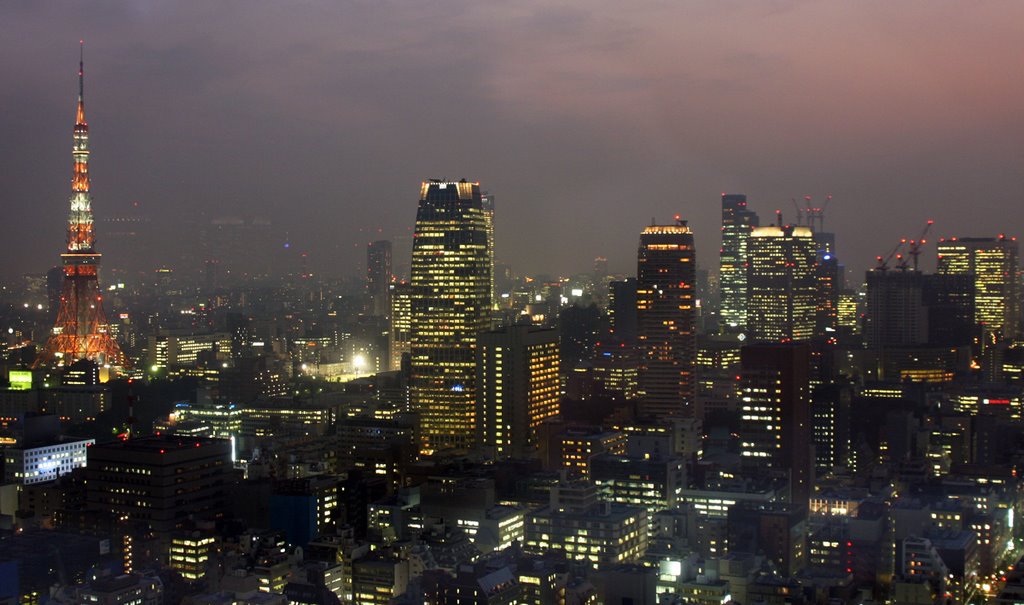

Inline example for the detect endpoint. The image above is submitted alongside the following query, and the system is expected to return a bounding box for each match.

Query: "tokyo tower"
[35,43,127,371]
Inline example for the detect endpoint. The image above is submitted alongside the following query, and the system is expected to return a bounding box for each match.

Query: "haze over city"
[3,1,1024,281]
[10,2,1024,603]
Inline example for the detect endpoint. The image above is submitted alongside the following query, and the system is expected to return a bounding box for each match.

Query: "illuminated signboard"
[9,371,32,390]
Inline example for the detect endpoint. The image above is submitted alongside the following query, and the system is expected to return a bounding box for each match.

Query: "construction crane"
[906,220,935,271]
[801,194,833,233]
[790,199,804,226]
[876,238,907,271]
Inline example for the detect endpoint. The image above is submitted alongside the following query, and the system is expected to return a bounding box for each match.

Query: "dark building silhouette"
[738,342,812,509]
[608,278,638,346]
[366,240,392,318]
[85,435,233,535]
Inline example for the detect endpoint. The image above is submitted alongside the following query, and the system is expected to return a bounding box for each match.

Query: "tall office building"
[388,281,412,372]
[636,219,697,419]
[608,278,638,345]
[814,252,840,339]
[481,191,497,309]
[738,342,812,508]
[36,45,126,370]
[366,240,392,318]
[410,180,492,454]
[811,232,840,339]
[922,273,975,346]
[936,236,1020,342]
[475,324,560,459]
[719,194,759,332]
[746,225,817,342]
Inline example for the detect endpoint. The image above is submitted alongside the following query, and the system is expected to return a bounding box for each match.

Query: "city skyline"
[7,5,1024,602]
[3,2,1024,282]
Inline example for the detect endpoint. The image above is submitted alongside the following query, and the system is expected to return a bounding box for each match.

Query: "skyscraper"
[719,194,759,332]
[410,180,491,454]
[481,191,496,309]
[607,278,638,346]
[388,281,412,372]
[936,236,1020,342]
[746,225,817,342]
[814,251,840,339]
[738,342,812,508]
[922,273,975,346]
[36,45,126,371]
[475,324,560,459]
[366,240,392,317]
[636,218,697,419]
[864,269,928,348]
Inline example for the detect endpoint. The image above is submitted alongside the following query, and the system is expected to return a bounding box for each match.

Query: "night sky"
[2,1,1023,283]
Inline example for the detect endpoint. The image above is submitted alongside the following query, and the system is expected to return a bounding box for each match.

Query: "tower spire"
[77,40,85,124]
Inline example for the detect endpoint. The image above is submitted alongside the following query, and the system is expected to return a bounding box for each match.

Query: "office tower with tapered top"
[410,180,491,454]
[636,218,697,419]
[746,224,817,342]
[36,44,127,371]
[719,194,759,332]
[936,235,1020,342]
[367,240,392,317]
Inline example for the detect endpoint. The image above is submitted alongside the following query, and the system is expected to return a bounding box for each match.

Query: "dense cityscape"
[4,7,1024,605]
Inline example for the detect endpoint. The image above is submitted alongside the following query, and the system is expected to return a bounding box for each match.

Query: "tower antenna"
[79,40,84,101]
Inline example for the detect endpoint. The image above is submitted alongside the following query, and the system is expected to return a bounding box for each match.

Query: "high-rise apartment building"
[738,343,812,508]
[719,194,759,332]
[746,225,817,342]
[936,236,1020,342]
[366,240,392,318]
[410,180,491,454]
[637,219,697,419]
[475,324,560,459]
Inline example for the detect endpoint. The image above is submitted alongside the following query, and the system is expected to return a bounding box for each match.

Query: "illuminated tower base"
[37,255,126,369]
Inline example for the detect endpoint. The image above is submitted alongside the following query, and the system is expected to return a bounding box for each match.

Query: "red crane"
[876,239,907,271]
[906,220,934,271]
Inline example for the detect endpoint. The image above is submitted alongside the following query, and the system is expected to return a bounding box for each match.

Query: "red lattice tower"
[36,43,127,371]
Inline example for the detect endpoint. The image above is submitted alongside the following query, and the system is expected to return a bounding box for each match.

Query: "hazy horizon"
[3,1,1023,283]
